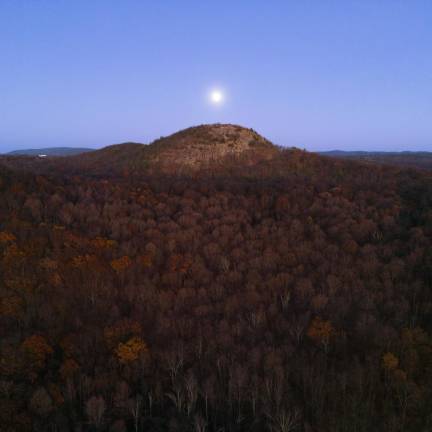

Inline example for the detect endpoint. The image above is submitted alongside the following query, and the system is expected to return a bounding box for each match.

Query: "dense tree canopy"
[0,147,431,431]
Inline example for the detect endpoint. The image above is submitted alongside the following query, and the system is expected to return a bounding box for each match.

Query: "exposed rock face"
[148,124,278,169]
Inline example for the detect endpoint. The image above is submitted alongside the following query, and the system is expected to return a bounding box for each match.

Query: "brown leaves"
[110,256,132,273]
[4,276,34,295]
[59,358,79,381]
[382,352,408,385]
[71,254,99,269]
[307,317,336,350]
[0,295,25,319]
[0,345,23,376]
[21,335,53,370]
[168,254,193,274]
[382,352,399,371]
[138,253,153,268]
[39,258,58,270]
[0,231,16,243]
[2,244,25,264]
[91,237,117,250]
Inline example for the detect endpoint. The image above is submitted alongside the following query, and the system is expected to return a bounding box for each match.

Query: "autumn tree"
[307,317,336,352]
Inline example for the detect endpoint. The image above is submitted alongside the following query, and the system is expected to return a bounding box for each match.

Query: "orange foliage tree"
[110,256,132,273]
[0,231,16,243]
[115,337,148,364]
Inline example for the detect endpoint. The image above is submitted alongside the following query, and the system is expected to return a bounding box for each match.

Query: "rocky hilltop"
[147,123,277,168]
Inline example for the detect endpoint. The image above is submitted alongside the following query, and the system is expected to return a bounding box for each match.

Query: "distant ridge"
[319,150,432,171]
[7,147,94,156]
[320,150,432,156]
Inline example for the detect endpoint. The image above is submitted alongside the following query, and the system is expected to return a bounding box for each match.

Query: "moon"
[210,89,224,105]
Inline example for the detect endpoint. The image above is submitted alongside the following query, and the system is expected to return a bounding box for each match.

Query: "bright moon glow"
[210,89,224,104]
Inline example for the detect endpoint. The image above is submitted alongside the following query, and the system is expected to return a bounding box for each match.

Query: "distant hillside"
[7,147,94,156]
[320,150,432,171]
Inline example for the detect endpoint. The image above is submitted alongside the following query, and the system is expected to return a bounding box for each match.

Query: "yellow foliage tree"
[382,352,399,371]
[115,337,148,364]
[91,237,117,249]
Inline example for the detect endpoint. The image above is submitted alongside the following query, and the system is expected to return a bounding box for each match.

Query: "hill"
[7,147,94,156]
[62,124,279,176]
[147,123,277,168]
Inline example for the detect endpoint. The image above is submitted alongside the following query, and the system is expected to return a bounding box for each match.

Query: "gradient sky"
[1,1,432,152]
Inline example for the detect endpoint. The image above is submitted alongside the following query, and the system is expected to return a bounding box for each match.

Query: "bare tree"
[128,395,143,432]
[194,414,207,432]
[86,395,106,428]
[185,370,198,416]
[166,381,185,413]
[267,408,301,432]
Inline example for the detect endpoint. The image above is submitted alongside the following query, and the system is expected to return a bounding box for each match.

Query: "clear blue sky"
[1,0,431,152]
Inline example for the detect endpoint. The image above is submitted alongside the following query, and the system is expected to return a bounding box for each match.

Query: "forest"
[319,151,432,172]
[0,134,432,431]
